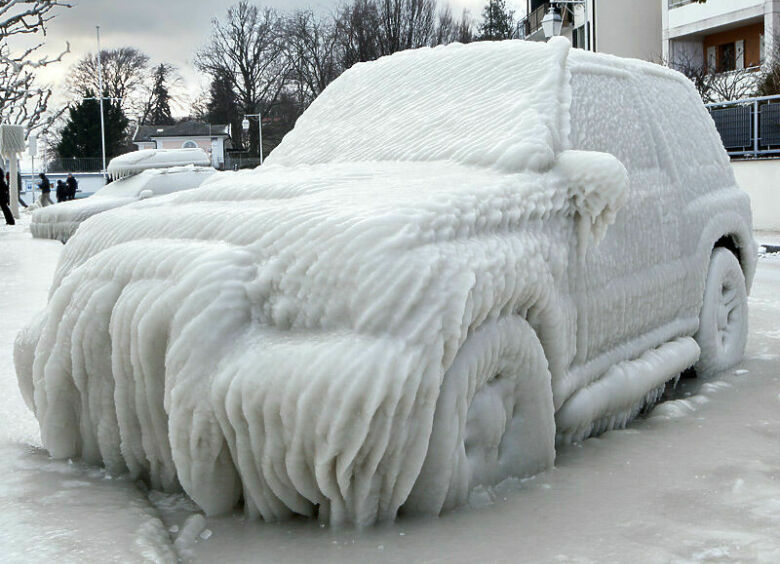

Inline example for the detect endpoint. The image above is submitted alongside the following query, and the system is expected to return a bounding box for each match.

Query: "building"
[132,121,231,169]
[521,0,662,62]
[663,0,780,72]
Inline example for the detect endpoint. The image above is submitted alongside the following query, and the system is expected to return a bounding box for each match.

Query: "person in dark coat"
[38,172,53,207]
[65,173,78,201]
[1,167,15,225]
[6,171,27,208]
[56,180,66,203]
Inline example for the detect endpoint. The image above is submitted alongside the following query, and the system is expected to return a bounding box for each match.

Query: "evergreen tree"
[56,90,129,159]
[206,70,239,125]
[206,70,242,145]
[478,0,515,41]
[143,64,175,125]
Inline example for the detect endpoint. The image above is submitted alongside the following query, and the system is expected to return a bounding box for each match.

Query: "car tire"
[694,248,748,378]
[403,316,555,516]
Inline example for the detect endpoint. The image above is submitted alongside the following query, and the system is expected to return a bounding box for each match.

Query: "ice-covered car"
[15,39,755,527]
[30,149,215,243]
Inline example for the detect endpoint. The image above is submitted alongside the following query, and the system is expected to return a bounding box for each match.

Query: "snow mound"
[30,166,216,243]
[107,149,211,180]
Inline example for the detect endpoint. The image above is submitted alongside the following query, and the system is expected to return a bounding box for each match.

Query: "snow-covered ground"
[2,217,779,563]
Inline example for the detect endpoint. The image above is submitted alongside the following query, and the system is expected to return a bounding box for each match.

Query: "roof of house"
[133,121,230,142]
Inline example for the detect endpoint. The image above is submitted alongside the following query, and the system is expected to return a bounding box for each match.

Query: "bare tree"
[283,10,342,104]
[377,0,437,54]
[0,0,72,136]
[668,51,757,103]
[66,47,150,115]
[195,1,289,156]
[433,6,474,45]
[757,39,780,97]
[336,0,382,68]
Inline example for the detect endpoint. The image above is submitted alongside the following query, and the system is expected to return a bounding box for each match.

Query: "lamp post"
[541,1,590,51]
[242,114,264,166]
[85,27,121,183]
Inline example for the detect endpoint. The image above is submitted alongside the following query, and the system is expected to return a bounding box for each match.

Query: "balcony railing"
[668,0,698,8]
[706,95,780,157]
[523,2,550,37]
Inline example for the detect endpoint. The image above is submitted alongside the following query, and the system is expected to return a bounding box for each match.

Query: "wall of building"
[731,159,780,231]
[156,137,212,151]
[666,0,764,39]
[594,0,663,61]
[703,22,764,69]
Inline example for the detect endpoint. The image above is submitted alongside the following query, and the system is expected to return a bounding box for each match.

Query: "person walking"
[1,167,15,225]
[37,172,53,207]
[65,173,78,201]
[56,179,66,203]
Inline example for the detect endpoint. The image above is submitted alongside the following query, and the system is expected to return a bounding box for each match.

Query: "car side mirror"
[138,189,154,200]
[554,150,629,258]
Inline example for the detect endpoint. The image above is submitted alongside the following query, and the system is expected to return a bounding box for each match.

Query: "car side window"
[569,70,658,172]
[637,74,732,198]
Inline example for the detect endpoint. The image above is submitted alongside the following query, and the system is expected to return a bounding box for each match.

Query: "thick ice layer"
[15,39,755,527]
[15,158,601,525]
[30,166,216,243]
[268,38,571,173]
[107,148,210,180]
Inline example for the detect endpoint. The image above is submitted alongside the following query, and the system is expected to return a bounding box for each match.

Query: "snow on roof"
[267,38,572,174]
[106,148,211,180]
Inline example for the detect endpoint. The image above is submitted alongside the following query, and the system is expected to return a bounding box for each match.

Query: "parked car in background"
[30,149,216,243]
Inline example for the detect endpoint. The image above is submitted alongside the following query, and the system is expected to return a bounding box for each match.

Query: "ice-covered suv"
[15,38,755,527]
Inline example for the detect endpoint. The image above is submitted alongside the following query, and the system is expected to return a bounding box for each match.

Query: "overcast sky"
[29,0,526,114]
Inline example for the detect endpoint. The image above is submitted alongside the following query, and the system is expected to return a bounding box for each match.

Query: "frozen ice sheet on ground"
[0,443,176,564]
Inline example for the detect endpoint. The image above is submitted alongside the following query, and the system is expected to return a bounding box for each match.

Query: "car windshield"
[267,39,569,174]
[94,167,214,199]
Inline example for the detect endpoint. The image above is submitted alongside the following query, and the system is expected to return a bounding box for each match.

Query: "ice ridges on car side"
[15,38,755,527]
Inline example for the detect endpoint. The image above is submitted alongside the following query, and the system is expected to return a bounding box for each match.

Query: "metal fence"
[706,95,780,157]
[44,157,104,173]
[224,155,263,170]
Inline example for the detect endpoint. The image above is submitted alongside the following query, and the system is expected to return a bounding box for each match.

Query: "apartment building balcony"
[664,0,773,72]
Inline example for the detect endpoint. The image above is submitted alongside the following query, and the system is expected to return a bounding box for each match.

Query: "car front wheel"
[694,248,748,377]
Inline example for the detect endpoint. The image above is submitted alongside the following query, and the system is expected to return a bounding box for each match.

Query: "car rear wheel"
[694,248,748,378]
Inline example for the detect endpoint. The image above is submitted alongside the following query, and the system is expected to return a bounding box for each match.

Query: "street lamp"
[541,7,563,39]
[242,114,264,165]
[541,1,590,51]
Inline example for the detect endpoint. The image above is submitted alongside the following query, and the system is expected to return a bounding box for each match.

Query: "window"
[572,25,588,50]
[718,42,736,72]
[182,140,198,149]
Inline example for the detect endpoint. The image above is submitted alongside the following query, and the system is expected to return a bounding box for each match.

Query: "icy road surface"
[1,218,779,563]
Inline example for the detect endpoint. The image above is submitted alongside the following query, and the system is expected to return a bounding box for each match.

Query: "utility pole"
[97,26,108,183]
